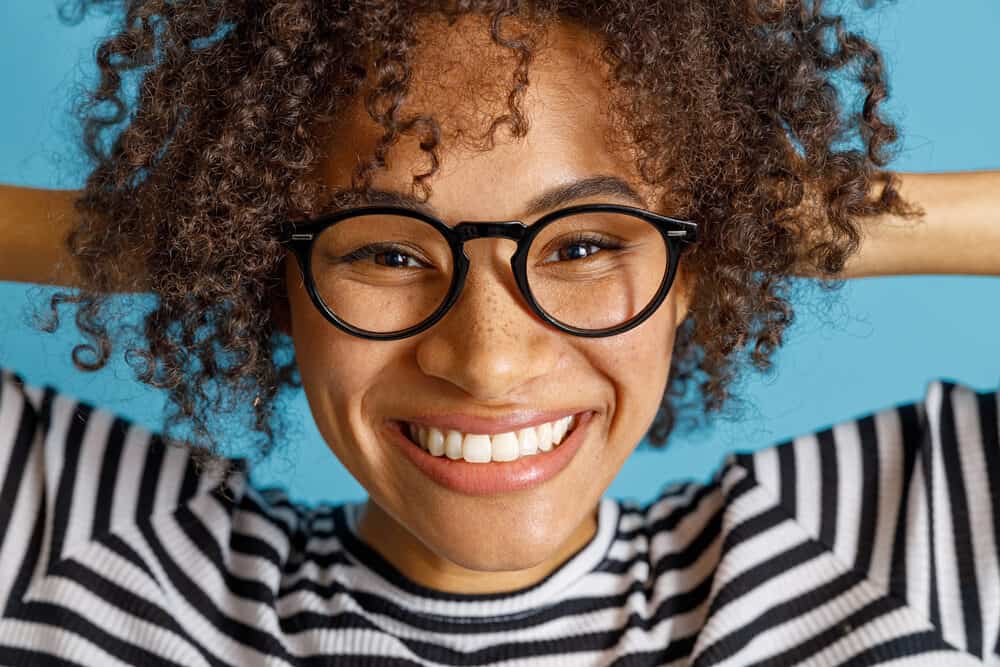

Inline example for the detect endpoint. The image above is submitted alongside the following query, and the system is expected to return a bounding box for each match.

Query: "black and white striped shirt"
[1,365,998,666]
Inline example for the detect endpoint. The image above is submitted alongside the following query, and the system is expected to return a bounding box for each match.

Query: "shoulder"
[690,378,1000,663]
[0,367,249,611]
[0,368,367,661]
[724,377,997,556]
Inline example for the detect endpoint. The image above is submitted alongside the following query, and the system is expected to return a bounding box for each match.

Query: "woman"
[1,0,998,665]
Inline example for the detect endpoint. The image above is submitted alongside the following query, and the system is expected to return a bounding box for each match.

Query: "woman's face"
[279,16,692,594]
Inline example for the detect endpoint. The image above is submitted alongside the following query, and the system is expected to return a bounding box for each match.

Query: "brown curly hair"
[37,0,920,473]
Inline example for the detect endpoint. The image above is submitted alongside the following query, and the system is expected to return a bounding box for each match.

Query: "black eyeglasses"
[279,203,698,340]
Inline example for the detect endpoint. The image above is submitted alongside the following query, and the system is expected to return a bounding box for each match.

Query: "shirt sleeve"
[730,378,1000,662]
[0,367,224,615]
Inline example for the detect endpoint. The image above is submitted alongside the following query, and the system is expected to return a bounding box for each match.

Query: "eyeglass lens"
[308,211,670,335]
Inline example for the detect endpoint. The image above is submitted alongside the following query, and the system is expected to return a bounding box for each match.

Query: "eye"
[541,233,624,263]
[559,242,600,261]
[339,244,428,269]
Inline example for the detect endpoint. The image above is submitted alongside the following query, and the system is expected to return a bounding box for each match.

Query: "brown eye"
[541,233,624,264]
[339,244,428,269]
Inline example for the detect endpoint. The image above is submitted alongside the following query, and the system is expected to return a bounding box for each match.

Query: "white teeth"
[553,418,568,445]
[405,414,580,463]
[426,428,445,456]
[537,421,553,452]
[463,434,492,463]
[444,429,463,459]
[491,432,519,462]
[517,427,538,456]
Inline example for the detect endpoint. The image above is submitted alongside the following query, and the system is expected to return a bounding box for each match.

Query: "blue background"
[1,2,998,507]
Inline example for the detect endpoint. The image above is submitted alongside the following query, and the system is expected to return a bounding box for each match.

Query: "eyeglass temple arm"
[664,218,699,244]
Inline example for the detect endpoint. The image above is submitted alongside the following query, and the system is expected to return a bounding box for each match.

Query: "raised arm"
[799,170,1000,279]
[0,185,82,287]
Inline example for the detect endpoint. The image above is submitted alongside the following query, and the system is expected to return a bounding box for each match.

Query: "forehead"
[315,13,651,217]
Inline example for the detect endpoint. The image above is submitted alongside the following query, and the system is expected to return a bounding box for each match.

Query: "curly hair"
[37,0,920,474]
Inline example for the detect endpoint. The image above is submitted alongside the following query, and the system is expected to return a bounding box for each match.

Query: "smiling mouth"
[399,413,583,463]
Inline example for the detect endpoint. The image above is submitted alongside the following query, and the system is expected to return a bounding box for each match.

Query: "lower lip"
[383,411,595,496]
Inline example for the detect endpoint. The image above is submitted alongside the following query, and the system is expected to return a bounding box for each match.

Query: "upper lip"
[393,409,591,435]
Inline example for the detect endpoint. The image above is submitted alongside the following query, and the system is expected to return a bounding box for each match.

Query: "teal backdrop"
[1,1,998,507]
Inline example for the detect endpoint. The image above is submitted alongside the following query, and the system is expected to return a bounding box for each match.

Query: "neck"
[355,497,601,595]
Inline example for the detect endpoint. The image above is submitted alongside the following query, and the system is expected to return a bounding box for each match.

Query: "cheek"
[593,291,679,378]
[288,288,408,484]
[585,292,679,437]
[285,263,386,420]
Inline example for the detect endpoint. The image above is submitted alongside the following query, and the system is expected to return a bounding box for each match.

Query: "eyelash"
[340,243,428,268]
[539,233,625,264]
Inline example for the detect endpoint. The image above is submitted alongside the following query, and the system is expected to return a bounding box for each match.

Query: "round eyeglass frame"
[279,203,699,341]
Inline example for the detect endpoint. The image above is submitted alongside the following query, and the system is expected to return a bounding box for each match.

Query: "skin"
[274,15,693,594]
[2,9,996,600]
[0,4,996,600]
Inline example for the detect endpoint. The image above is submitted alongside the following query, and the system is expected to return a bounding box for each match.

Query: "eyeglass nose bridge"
[451,220,529,244]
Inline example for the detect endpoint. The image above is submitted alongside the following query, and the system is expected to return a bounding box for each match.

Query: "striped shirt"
[0,366,998,666]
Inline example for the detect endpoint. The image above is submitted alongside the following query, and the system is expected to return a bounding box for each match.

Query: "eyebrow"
[336,174,646,221]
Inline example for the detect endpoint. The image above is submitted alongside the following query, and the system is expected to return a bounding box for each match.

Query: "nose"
[413,240,561,402]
